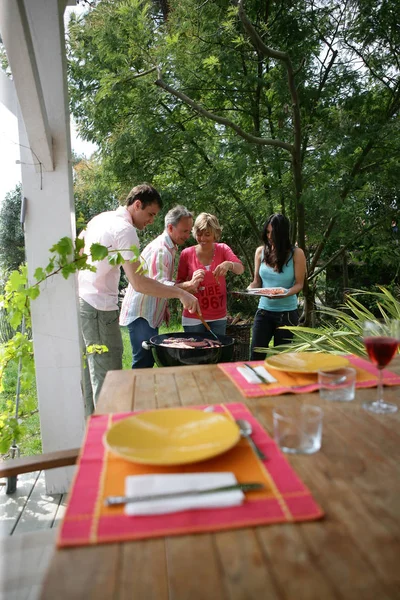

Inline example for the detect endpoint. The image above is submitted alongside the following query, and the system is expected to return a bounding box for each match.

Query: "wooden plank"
[192,368,227,406]
[256,524,338,600]
[155,372,180,408]
[295,448,400,598]
[300,520,398,600]
[0,529,56,600]
[98,369,136,413]
[13,471,64,534]
[332,405,400,472]
[119,539,169,600]
[213,365,246,403]
[0,471,40,537]
[0,448,79,479]
[324,480,400,581]
[41,545,121,599]
[213,529,281,599]
[134,372,157,411]
[174,370,203,406]
[166,534,228,600]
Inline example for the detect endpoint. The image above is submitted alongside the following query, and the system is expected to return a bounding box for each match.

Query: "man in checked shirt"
[120,205,204,368]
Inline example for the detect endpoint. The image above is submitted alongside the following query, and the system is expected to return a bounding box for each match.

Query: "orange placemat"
[58,403,323,548]
[218,355,400,398]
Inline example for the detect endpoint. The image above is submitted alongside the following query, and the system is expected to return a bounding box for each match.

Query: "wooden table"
[40,359,400,600]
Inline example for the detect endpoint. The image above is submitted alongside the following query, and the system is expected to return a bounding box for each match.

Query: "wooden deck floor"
[0,471,67,537]
[0,472,67,599]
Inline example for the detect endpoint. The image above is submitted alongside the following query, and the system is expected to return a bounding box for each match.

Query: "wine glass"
[362,319,400,414]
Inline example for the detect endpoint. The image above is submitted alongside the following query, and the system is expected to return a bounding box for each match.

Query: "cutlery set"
[105,482,264,506]
[242,363,277,384]
[240,362,320,390]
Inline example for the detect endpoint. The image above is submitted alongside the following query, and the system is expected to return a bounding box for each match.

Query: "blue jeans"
[250,308,299,360]
[127,318,158,369]
[183,319,227,336]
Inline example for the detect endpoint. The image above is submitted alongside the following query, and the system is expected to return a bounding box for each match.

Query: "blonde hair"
[192,213,222,241]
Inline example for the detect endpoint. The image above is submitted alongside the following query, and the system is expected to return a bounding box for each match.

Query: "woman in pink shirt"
[177,213,244,335]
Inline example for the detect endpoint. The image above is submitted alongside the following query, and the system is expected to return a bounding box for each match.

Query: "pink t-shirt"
[177,243,242,321]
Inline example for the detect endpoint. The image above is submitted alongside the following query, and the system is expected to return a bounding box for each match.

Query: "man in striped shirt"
[120,205,204,368]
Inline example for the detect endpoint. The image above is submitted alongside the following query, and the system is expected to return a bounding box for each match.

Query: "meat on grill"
[159,337,222,349]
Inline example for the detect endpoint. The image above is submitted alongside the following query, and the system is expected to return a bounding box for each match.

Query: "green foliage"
[255,287,400,357]
[67,0,400,307]
[91,243,109,261]
[73,156,120,231]
[87,344,108,355]
[0,184,25,272]
[0,235,142,452]
[0,332,36,454]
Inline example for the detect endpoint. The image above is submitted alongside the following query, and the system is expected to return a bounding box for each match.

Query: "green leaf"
[108,254,119,266]
[61,264,77,279]
[27,287,40,301]
[7,270,26,291]
[34,267,46,281]
[49,237,74,257]
[86,344,109,354]
[202,56,220,70]
[45,259,55,274]
[129,246,140,260]
[75,237,85,254]
[90,243,109,261]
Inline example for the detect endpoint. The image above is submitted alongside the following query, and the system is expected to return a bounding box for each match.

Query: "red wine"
[364,336,399,368]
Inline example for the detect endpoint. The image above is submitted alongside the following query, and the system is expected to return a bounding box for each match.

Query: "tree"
[67,0,400,321]
[0,184,25,273]
[73,154,121,232]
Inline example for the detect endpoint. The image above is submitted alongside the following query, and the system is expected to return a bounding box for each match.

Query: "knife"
[104,482,264,506]
[243,363,272,384]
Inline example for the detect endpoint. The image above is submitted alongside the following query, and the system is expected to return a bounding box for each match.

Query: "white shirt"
[78,206,139,311]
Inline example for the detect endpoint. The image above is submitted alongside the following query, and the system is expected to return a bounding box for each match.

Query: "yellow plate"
[104,408,241,466]
[265,352,349,374]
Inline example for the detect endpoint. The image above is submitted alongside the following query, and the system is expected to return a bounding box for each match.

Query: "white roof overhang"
[0,0,54,171]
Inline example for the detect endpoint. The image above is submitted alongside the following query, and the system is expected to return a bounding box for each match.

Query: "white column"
[14,0,85,493]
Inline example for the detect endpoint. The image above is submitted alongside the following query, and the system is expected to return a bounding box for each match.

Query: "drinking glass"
[362,319,400,414]
[272,405,323,454]
[318,367,356,402]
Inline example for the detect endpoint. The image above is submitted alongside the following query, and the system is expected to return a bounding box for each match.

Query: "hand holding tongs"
[196,313,220,342]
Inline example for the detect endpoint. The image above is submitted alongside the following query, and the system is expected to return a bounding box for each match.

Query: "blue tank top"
[258,249,297,312]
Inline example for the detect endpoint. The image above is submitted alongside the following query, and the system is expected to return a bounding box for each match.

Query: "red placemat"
[58,403,323,548]
[218,355,400,398]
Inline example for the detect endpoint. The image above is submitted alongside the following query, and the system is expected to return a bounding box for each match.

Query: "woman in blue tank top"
[249,214,306,359]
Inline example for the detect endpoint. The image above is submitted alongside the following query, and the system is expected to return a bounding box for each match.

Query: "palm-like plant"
[255,287,400,357]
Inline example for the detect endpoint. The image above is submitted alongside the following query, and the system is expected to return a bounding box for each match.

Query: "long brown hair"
[261,214,293,273]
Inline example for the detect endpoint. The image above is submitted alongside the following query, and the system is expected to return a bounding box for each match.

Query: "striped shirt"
[119,231,177,328]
